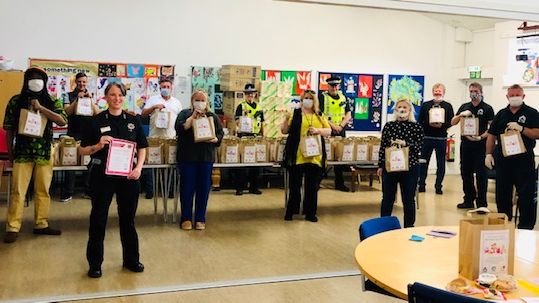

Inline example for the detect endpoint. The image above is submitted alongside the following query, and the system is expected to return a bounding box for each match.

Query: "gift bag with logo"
[355,139,369,161]
[145,138,163,164]
[18,108,47,138]
[60,136,78,166]
[370,142,381,162]
[299,135,321,158]
[276,137,287,162]
[336,139,355,162]
[242,141,257,164]
[500,129,526,157]
[193,116,216,142]
[256,139,269,162]
[461,116,479,136]
[429,105,445,124]
[325,137,334,161]
[458,213,515,280]
[154,110,170,129]
[224,142,240,163]
[384,145,409,172]
[238,116,254,134]
[164,139,177,164]
[76,97,94,116]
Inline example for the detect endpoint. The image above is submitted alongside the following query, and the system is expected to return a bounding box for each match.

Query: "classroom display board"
[191,66,222,112]
[29,58,174,114]
[260,70,312,138]
[505,36,539,86]
[318,72,384,132]
[387,74,425,122]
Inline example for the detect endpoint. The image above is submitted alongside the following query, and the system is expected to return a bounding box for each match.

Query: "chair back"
[407,282,489,303]
[359,216,401,241]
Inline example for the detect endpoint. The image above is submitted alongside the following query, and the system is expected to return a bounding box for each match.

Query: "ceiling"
[420,12,503,31]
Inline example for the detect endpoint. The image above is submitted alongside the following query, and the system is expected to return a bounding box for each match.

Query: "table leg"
[172,166,178,223]
[162,168,168,223]
[152,168,158,215]
[284,167,289,215]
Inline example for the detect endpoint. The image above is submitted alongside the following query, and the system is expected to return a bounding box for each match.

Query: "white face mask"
[396,108,409,119]
[302,98,314,109]
[508,96,523,107]
[194,101,206,111]
[28,79,44,93]
[433,95,443,102]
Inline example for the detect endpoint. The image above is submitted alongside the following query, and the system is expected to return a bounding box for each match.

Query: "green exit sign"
[468,66,481,79]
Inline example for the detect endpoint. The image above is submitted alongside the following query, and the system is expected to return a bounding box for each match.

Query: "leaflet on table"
[105,138,136,176]
[479,229,510,276]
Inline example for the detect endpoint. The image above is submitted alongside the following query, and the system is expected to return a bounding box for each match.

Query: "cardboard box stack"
[259,80,292,138]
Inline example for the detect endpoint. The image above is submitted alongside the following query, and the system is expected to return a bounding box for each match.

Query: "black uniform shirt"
[418,100,454,138]
[456,100,495,142]
[81,110,148,164]
[488,103,539,155]
[66,90,94,140]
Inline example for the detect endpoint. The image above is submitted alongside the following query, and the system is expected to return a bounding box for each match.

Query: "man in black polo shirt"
[486,84,539,229]
[417,83,454,194]
[451,82,494,209]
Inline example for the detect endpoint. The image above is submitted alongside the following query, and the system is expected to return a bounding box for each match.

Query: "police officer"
[321,76,352,191]
[485,84,539,230]
[234,83,264,195]
[450,82,494,209]
[79,82,148,278]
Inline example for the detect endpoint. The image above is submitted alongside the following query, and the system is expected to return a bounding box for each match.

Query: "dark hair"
[75,72,87,80]
[469,82,483,93]
[104,82,126,96]
[159,77,172,85]
[508,84,523,91]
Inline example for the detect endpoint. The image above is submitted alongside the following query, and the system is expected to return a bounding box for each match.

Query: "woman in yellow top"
[281,90,331,222]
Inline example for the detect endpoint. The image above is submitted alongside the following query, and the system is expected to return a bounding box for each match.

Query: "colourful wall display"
[191,66,222,112]
[387,74,424,122]
[318,72,384,132]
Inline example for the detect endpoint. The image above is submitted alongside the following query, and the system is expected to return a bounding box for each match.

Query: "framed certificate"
[105,138,136,176]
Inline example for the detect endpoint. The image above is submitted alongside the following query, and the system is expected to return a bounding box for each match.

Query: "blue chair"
[408,282,489,303]
[359,216,401,241]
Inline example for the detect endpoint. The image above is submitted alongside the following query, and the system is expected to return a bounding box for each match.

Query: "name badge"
[100,126,111,133]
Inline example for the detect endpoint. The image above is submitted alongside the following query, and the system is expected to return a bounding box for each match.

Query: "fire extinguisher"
[446,135,455,162]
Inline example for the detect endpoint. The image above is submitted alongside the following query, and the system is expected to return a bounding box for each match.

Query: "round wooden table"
[354,226,539,300]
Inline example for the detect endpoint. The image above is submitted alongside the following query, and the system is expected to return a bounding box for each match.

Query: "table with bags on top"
[354,225,539,300]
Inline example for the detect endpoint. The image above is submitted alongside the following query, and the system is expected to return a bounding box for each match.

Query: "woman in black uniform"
[79,82,148,278]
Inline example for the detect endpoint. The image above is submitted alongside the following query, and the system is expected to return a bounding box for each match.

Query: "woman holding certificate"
[175,90,223,231]
[281,90,331,222]
[377,98,424,228]
[79,82,148,278]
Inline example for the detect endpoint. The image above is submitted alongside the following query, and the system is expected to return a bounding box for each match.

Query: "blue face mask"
[161,88,171,97]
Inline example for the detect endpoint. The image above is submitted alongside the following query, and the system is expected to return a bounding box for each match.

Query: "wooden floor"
[0,175,495,303]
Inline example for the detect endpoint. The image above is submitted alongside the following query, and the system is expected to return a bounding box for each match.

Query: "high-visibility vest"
[241,101,262,134]
[323,91,346,124]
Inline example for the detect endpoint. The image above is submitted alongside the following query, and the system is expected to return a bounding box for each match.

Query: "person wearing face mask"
[141,77,182,199]
[281,90,331,222]
[450,83,494,210]
[377,99,424,227]
[3,66,68,243]
[175,90,224,230]
[233,83,264,196]
[417,83,454,194]
[320,76,352,192]
[62,72,101,202]
[485,84,539,229]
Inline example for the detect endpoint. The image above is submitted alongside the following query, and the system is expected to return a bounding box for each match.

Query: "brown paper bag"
[458,213,515,280]
[154,110,170,129]
[163,139,177,164]
[60,136,78,166]
[369,140,381,162]
[145,138,163,164]
[384,145,409,172]
[299,135,321,158]
[51,141,60,166]
[429,105,445,124]
[324,137,334,161]
[219,138,240,163]
[75,97,94,116]
[460,116,479,136]
[255,139,269,162]
[335,138,355,162]
[355,138,369,162]
[500,129,526,157]
[18,108,47,138]
[241,139,257,164]
[193,116,216,142]
[238,116,254,134]
[275,137,287,162]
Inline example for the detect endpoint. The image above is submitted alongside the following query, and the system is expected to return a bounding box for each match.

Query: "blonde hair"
[432,83,446,94]
[299,90,320,113]
[507,84,524,93]
[191,89,211,112]
[393,98,416,122]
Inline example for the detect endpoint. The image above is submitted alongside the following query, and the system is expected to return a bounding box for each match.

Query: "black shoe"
[457,202,474,209]
[235,190,243,196]
[418,186,426,193]
[33,227,61,235]
[335,185,350,192]
[87,267,102,278]
[435,188,443,195]
[4,232,18,243]
[123,261,144,273]
[249,189,262,195]
[305,215,318,222]
[145,193,153,199]
[284,213,293,221]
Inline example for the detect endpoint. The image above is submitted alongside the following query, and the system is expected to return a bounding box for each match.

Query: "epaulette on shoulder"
[122,110,137,116]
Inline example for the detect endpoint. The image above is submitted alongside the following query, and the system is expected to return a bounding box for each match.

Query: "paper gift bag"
[238,116,254,134]
[51,141,61,166]
[355,141,369,161]
[164,139,177,164]
[336,139,355,161]
[242,142,257,164]
[18,108,47,138]
[76,97,94,116]
[154,110,170,129]
[81,154,91,166]
[300,135,321,158]
[458,213,515,280]
[500,129,526,157]
[429,105,445,124]
[384,146,409,172]
[325,137,334,161]
[256,140,269,162]
[219,138,240,163]
[193,116,216,142]
[370,143,381,162]
[145,138,163,164]
[60,136,78,166]
[276,138,287,162]
[461,116,479,136]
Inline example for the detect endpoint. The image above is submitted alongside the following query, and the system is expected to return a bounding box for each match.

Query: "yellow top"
[289,112,330,167]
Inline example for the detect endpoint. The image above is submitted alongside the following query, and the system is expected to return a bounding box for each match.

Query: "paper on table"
[105,139,136,176]
[427,230,457,238]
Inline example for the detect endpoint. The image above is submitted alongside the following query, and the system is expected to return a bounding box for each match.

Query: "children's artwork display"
[505,36,539,86]
[191,66,222,112]
[387,74,424,121]
[318,72,384,132]
[29,58,174,114]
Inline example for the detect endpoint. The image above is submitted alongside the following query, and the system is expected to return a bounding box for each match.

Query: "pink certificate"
[105,138,136,176]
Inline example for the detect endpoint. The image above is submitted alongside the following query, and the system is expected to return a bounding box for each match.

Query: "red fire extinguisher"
[446,135,455,162]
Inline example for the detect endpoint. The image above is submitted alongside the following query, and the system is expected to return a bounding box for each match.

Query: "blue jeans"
[177,162,213,223]
[381,165,419,228]
[419,138,446,190]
